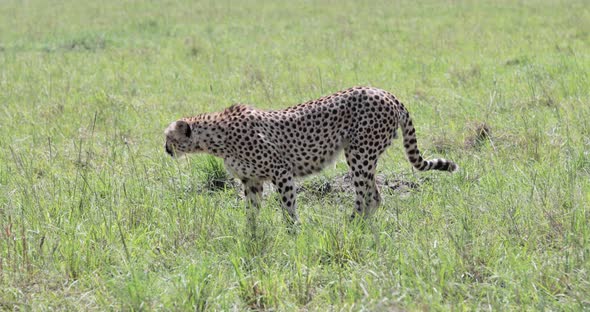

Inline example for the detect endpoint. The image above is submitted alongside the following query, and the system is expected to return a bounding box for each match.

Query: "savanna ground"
[1,0,589,310]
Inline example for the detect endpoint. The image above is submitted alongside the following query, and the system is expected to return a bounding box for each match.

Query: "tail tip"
[448,162,459,172]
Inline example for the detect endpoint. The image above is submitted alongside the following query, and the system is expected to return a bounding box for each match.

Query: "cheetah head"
[164,120,194,157]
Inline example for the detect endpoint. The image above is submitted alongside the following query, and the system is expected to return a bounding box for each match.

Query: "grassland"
[1,0,589,310]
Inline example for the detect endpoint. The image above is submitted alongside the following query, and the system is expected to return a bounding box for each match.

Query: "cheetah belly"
[288,136,347,177]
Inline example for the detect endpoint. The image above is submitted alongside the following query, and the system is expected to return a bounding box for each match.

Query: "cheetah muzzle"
[164,86,457,225]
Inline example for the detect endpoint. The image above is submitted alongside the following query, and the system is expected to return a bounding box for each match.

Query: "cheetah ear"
[175,120,191,138]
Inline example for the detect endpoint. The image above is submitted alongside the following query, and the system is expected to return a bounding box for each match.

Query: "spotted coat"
[165,86,457,224]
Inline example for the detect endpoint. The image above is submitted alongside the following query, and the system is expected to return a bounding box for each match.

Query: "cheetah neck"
[184,112,229,158]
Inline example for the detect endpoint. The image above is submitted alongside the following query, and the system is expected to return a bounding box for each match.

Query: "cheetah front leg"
[271,169,300,226]
[241,178,263,230]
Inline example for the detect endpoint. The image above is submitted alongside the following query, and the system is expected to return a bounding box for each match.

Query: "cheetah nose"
[165,144,174,156]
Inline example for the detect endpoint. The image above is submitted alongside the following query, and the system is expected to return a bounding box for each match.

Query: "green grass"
[1,0,589,310]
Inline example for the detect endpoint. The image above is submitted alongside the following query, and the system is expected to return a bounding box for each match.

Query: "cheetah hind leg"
[345,150,381,220]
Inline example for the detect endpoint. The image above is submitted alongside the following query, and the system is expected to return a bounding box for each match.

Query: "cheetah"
[164,86,457,224]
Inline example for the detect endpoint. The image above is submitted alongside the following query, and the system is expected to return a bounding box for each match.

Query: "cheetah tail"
[400,112,458,172]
